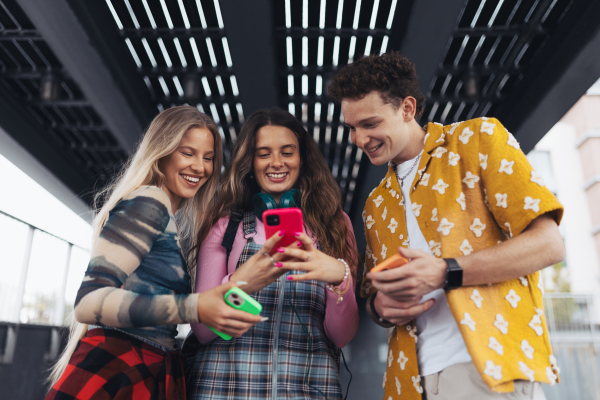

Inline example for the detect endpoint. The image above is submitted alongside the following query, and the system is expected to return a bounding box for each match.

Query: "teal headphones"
[252,189,301,221]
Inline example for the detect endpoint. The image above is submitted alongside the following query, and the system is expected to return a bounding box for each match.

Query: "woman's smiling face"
[159,127,214,212]
[253,125,301,205]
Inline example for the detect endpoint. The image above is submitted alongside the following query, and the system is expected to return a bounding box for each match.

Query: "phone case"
[207,287,263,341]
[370,254,409,273]
[263,207,304,255]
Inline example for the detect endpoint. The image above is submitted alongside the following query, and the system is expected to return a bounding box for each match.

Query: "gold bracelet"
[327,259,350,304]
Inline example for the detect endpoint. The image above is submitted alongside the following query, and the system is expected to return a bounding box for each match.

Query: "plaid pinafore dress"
[188,211,342,399]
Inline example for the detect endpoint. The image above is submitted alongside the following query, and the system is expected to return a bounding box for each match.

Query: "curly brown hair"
[328,51,426,118]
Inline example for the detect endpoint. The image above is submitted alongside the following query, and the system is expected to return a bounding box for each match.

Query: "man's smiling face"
[342,91,412,166]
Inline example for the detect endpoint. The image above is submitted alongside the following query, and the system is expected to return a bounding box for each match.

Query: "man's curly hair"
[328,51,426,118]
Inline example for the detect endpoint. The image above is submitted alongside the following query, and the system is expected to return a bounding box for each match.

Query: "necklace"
[394,155,421,188]
[393,155,421,251]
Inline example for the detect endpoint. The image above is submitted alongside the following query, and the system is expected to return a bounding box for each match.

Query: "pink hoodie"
[191,213,359,348]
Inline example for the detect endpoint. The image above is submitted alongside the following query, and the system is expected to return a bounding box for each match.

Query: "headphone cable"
[287,288,352,400]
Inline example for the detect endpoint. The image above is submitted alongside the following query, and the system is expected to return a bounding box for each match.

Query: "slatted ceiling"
[106,0,243,155]
[275,0,395,212]
[424,0,574,125]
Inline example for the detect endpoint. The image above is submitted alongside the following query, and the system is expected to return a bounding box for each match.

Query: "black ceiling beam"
[16,0,150,152]
[219,0,278,115]
[65,0,159,136]
[346,0,453,240]
[437,65,523,76]
[386,0,416,52]
[274,27,390,39]
[472,0,555,117]
[1,68,70,79]
[0,89,93,203]
[156,95,240,105]
[140,66,234,77]
[398,0,468,99]
[427,95,505,104]
[497,0,600,154]
[283,95,335,102]
[50,123,107,130]
[454,26,547,37]
[0,32,42,40]
[30,99,90,107]
[120,27,225,40]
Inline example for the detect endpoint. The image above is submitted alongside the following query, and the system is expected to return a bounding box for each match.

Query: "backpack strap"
[221,209,244,261]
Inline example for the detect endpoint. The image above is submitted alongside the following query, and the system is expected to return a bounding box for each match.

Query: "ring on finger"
[306,253,311,261]
[270,256,277,267]
[260,251,269,257]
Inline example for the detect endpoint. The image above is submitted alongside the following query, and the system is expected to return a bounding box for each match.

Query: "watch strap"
[368,292,394,327]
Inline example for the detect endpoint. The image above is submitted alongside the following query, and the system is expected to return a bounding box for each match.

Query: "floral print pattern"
[361,118,564,398]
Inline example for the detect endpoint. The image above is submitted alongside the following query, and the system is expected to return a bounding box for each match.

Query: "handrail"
[544,293,600,351]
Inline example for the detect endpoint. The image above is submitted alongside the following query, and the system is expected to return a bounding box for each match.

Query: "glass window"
[62,246,90,326]
[0,213,29,322]
[20,230,69,325]
[527,150,558,194]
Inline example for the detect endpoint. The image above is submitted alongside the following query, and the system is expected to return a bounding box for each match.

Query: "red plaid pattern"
[45,328,185,400]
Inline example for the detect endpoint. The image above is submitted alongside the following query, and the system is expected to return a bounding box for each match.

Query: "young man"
[329,52,564,399]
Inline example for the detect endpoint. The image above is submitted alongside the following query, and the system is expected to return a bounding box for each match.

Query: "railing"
[544,293,600,350]
[0,210,89,365]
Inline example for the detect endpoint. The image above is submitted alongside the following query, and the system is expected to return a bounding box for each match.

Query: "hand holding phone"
[263,208,304,255]
[370,254,409,273]
[207,287,263,341]
[228,208,304,294]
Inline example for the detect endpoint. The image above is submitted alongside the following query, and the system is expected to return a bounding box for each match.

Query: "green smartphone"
[206,287,263,340]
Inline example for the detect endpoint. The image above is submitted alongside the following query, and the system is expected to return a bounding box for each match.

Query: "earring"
[249,173,254,179]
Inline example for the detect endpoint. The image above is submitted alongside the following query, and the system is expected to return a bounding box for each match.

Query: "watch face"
[447,268,463,289]
[445,258,463,289]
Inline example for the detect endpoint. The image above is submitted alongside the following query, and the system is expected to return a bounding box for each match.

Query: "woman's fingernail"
[294,231,302,236]
[260,317,269,322]
[296,242,303,247]
[235,281,248,286]
[279,230,285,236]
[277,247,285,253]
[287,276,294,281]
[276,262,283,267]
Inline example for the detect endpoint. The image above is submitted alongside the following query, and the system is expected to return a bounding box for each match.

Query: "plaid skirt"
[45,328,185,400]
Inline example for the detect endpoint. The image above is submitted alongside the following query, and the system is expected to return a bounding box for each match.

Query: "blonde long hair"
[47,105,222,389]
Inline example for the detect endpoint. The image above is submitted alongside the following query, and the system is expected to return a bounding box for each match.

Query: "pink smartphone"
[263,207,304,255]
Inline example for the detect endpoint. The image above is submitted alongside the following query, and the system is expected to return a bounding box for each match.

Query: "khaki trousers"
[422,361,546,400]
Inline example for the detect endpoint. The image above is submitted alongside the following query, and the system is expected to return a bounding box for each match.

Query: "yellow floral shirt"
[360,118,564,399]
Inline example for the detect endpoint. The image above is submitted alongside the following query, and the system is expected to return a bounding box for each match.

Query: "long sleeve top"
[191,212,359,348]
[74,186,199,349]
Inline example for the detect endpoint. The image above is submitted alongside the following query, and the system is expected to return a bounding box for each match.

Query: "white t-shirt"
[395,157,472,376]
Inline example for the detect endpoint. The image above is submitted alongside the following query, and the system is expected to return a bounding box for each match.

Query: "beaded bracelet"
[327,258,350,304]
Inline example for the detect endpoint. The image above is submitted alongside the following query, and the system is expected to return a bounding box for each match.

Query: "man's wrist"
[367,292,394,328]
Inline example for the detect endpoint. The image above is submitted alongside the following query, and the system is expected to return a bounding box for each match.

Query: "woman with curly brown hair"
[187,108,360,399]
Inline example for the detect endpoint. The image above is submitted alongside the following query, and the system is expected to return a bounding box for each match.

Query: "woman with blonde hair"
[188,108,360,399]
[45,105,264,400]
